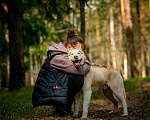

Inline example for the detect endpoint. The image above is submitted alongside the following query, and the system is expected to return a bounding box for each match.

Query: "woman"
[32,30,90,116]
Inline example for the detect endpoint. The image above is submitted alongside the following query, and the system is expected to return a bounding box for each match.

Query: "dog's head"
[68,48,86,67]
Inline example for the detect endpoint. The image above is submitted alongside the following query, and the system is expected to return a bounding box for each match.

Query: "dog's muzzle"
[72,59,82,67]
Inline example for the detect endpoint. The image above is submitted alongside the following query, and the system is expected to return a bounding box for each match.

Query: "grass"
[0,86,53,120]
[0,77,150,119]
[124,77,150,91]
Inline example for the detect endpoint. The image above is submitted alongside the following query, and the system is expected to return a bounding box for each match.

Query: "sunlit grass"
[0,86,53,120]
[124,77,150,91]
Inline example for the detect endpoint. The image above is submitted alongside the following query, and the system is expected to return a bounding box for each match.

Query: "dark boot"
[52,105,71,116]
[66,97,74,115]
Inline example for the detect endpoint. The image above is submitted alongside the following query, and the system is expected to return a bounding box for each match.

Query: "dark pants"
[53,74,84,116]
[66,74,84,111]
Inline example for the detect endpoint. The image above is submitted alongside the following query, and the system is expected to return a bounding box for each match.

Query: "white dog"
[68,49,128,118]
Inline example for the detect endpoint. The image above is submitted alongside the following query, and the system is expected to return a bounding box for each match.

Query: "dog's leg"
[109,86,128,116]
[109,72,128,116]
[81,72,92,118]
[113,91,128,116]
[82,88,92,118]
[102,85,118,114]
[73,91,81,117]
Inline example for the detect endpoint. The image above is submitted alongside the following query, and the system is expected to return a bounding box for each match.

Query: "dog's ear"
[68,50,72,62]
[80,53,86,65]
[68,49,71,57]
[78,45,82,51]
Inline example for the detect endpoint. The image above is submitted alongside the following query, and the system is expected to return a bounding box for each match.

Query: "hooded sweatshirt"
[47,42,90,75]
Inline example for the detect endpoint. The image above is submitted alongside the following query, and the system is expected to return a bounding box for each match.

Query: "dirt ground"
[43,82,150,120]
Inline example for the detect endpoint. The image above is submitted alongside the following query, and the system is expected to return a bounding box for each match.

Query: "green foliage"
[21,0,74,71]
[1,0,77,75]
[0,86,53,119]
[124,77,150,91]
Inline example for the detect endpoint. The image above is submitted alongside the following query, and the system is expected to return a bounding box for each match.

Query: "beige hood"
[47,42,68,53]
[47,42,81,75]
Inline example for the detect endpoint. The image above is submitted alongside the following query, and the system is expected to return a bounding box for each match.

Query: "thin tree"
[95,6,101,61]
[124,0,137,78]
[86,1,92,62]
[117,0,124,76]
[110,0,116,69]
[120,0,128,79]
[79,0,86,50]
[139,0,146,77]
[106,0,111,67]
[29,46,34,85]
[149,0,150,9]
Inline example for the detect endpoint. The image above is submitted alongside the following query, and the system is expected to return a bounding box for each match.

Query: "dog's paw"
[81,116,87,119]
[109,111,114,114]
[81,115,88,119]
[72,113,78,118]
[121,113,128,116]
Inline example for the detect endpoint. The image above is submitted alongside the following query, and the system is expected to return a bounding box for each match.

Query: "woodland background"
[0,0,150,90]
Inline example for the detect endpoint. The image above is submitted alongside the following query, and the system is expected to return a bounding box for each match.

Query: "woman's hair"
[64,29,84,47]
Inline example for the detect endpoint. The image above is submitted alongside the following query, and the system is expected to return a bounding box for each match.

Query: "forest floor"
[42,81,150,120]
[1,79,150,120]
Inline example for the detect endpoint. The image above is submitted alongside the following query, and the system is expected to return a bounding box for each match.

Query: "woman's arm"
[77,60,91,76]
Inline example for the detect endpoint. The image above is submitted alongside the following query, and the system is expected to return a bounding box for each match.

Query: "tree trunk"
[72,1,77,29]
[95,9,101,62]
[124,0,137,78]
[34,55,39,83]
[149,0,150,9]
[29,46,34,85]
[6,55,10,86]
[117,0,124,76]
[79,0,86,50]
[110,2,116,69]
[8,0,25,90]
[0,64,1,90]
[5,32,9,87]
[106,0,111,67]
[86,3,92,62]
[120,0,126,26]
[120,0,128,79]
[139,0,146,78]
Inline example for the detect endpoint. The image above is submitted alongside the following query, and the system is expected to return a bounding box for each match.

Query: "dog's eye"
[78,53,80,54]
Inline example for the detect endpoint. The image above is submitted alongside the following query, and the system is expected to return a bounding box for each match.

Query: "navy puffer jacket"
[32,51,68,108]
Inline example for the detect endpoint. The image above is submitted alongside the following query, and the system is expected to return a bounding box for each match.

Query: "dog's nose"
[74,56,78,59]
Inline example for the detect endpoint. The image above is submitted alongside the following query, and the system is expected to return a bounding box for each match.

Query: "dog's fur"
[68,49,128,118]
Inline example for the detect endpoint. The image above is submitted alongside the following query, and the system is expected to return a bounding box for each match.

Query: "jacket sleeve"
[77,60,91,76]
[50,54,82,75]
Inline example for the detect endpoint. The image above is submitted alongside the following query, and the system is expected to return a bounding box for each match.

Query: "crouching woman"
[32,30,90,116]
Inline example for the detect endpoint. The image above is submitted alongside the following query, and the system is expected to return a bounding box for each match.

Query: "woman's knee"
[76,75,84,86]
[68,74,84,86]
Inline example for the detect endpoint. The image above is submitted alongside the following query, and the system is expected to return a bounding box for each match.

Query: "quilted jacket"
[32,51,69,107]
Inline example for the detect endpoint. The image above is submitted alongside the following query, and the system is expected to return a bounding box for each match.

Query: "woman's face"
[67,42,83,50]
